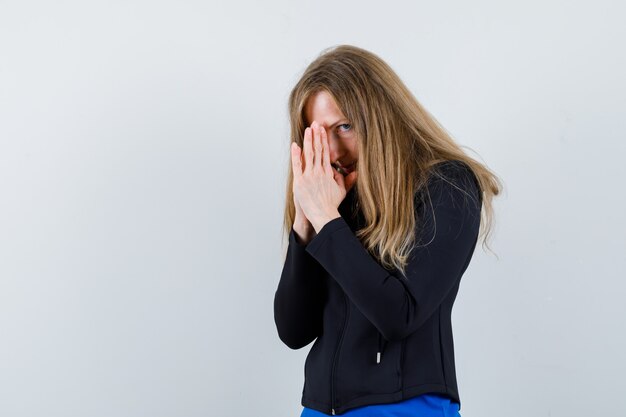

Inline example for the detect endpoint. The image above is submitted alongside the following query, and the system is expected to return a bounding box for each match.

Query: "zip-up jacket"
[274,160,482,415]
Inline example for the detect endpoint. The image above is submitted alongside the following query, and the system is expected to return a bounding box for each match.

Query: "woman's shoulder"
[421,159,482,208]
[430,160,479,190]
[431,159,472,178]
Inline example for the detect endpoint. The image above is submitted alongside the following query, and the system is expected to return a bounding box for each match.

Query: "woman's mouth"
[339,162,356,174]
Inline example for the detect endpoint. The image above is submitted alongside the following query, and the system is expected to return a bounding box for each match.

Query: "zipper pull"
[376,351,381,363]
[331,408,336,415]
[376,331,382,364]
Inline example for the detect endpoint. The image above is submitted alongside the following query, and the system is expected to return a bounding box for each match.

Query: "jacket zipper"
[330,292,349,415]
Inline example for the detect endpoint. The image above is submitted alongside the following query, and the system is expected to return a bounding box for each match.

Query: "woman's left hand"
[290,120,354,234]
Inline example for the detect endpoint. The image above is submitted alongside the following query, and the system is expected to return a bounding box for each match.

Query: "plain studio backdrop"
[1,1,624,416]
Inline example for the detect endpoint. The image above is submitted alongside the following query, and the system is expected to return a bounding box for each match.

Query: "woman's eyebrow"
[327,119,348,128]
[304,118,348,128]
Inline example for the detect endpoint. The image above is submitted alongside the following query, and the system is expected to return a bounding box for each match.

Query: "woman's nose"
[325,135,340,162]
[328,148,337,162]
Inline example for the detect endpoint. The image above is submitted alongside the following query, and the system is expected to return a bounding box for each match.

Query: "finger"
[298,138,306,171]
[332,166,342,183]
[345,171,358,191]
[320,125,332,175]
[334,166,345,189]
[290,142,303,178]
[300,143,306,171]
[312,121,322,170]
[303,127,313,175]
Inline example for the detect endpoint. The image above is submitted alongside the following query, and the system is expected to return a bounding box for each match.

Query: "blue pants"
[300,393,461,417]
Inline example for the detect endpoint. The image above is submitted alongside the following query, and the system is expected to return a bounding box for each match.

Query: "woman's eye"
[338,123,352,132]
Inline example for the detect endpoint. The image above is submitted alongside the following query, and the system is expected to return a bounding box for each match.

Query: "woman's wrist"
[293,218,315,245]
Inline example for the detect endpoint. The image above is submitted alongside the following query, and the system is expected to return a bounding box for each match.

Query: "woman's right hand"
[292,141,315,245]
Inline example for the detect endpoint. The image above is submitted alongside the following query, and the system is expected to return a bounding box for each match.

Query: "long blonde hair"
[283,44,503,277]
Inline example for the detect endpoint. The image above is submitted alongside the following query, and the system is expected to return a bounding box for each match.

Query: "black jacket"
[274,160,482,415]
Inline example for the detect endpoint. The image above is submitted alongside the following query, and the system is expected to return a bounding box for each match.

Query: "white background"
[1,1,625,416]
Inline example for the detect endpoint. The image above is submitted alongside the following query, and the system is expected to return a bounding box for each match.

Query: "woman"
[274,45,502,416]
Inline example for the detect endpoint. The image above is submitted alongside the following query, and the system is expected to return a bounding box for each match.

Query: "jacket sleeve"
[273,226,327,349]
[304,161,482,342]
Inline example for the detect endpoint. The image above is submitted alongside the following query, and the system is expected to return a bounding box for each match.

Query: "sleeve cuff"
[305,216,350,256]
[289,227,308,248]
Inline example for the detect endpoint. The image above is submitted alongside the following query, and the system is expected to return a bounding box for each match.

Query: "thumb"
[344,171,358,191]
[333,168,346,190]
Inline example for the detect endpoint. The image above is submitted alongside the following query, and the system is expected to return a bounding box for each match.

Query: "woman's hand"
[292,165,315,244]
[290,120,357,233]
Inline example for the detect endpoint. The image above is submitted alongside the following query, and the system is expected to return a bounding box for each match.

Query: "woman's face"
[304,90,358,176]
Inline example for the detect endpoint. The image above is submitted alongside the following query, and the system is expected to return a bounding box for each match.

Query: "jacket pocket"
[376,330,387,364]
[335,321,402,404]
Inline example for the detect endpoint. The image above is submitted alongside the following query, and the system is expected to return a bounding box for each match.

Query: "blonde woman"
[274,45,502,416]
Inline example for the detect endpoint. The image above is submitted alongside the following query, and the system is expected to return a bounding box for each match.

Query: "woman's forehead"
[304,91,346,125]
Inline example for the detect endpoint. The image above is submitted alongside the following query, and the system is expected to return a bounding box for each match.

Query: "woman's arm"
[273,225,328,350]
[304,161,482,342]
